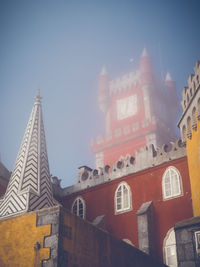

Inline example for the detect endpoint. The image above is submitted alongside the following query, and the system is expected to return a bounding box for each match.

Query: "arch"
[163,228,178,266]
[181,125,186,144]
[196,75,199,87]
[198,98,200,120]
[193,81,196,92]
[72,196,86,219]
[187,116,192,139]
[190,87,192,97]
[192,107,197,130]
[187,93,189,103]
[115,182,132,214]
[162,166,182,200]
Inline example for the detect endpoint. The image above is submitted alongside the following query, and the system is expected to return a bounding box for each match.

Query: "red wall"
[62,156,192,262]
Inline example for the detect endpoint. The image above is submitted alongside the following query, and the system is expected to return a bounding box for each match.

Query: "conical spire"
[0,91,56,219]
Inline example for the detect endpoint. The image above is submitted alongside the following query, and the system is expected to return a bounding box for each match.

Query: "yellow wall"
[186,117,200,216]
[0,212,51,267]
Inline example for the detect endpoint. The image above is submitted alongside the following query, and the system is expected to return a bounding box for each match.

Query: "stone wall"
[0,205,167,267]
[58,207,166,267]
[175,216,200,267]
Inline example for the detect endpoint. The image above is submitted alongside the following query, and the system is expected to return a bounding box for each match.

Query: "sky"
[0,0,200,187]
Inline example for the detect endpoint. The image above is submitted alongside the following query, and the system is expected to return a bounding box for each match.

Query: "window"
[72,197,85,219]
[163,228,178,267]
[162,167,182,200]
[115,182,132,214]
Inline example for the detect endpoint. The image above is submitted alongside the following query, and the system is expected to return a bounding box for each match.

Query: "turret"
[164,72,178,107]
[165,72,176,89]
[98,66,110,113]
[139,48,154,84]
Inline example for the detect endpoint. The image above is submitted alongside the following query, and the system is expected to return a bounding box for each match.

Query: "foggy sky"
[0,0,200,187]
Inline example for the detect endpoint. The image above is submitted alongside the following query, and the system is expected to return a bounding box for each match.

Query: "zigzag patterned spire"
[0,91,56,219]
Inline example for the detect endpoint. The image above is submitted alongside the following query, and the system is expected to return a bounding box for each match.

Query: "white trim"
[162,166,182,200]
[114,182,132,214]
[72,196,86,219]
[163,228,178,267]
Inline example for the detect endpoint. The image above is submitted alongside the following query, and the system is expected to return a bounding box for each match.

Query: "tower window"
[72,197,85,219]
[115,182,132,214]
[162,167,182,200]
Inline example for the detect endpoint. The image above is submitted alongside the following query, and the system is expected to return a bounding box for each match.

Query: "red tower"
[91,49,179,168]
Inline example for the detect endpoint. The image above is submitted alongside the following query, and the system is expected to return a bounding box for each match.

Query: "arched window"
[162,167,182,200]
[187,116,192,139]
[198,98,200,120]
[163,228,178,266]
[115,182,132,214]
[72,196,85,219]
[181,125,186,144]
[192,107,197,130]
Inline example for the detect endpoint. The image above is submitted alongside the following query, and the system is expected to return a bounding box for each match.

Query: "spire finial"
[141,47,148,57]
[100,66,107,76]
[165,72,173,82]
[34,89,42,103]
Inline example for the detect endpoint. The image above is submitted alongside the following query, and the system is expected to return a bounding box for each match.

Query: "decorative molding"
[54,139,186,197]
[0,92,57,219]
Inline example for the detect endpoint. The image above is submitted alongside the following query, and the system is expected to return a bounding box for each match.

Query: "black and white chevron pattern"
[0,95,56,219]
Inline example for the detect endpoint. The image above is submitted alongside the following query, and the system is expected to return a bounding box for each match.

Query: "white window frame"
[163,228,178,267]
[115,182,132,214]
[162,166,182,200]
[72,196,86,219]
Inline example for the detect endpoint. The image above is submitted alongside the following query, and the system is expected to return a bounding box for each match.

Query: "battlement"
[181,61,200,112]
[109,70,141,94]
[53,139,186,197]
[178,61,200,143]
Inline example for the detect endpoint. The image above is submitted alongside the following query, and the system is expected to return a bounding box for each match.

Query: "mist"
[0,0,200,187]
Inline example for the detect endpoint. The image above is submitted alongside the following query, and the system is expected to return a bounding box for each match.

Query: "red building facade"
[55,141,193,264]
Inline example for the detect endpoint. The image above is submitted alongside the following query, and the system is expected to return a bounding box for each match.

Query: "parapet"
[54,139,186,197]
[178,61,200,143]
[109,70,141,95]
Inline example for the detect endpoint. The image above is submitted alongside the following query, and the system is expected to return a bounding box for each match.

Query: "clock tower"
[91,48,179,168]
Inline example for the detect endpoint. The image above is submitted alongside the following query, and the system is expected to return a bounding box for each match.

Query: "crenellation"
[109,70,141,95]
[187,74,195,90]
[57,139,186,196]
[178,61,200,143]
